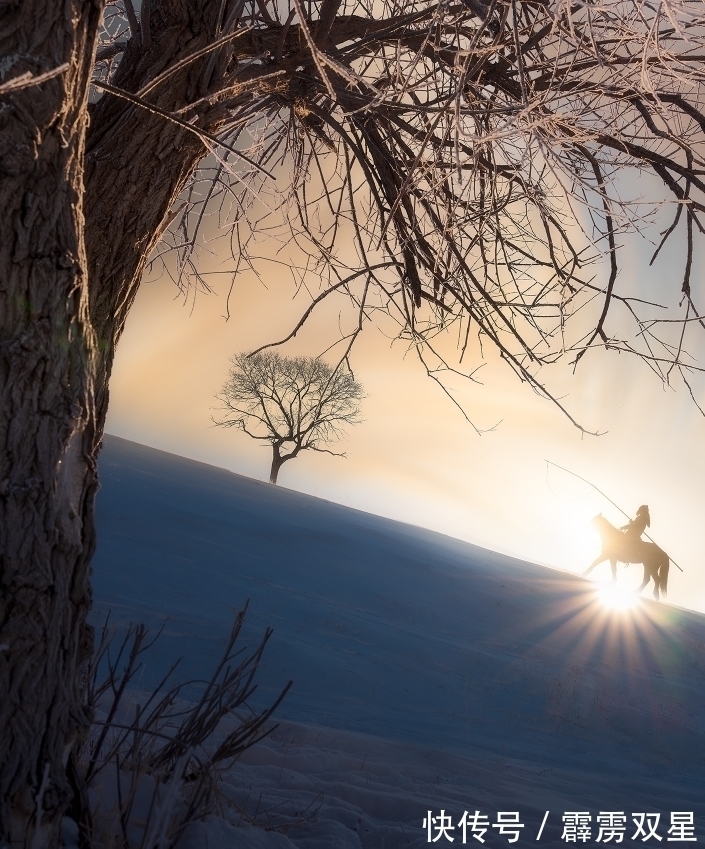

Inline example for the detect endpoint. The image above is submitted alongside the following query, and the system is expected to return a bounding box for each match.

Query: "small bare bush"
[67,601,291,849]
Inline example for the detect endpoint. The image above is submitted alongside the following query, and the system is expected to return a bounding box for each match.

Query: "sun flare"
[599,584,639,611]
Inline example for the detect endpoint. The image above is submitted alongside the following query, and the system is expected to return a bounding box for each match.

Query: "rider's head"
[637,505,650,526]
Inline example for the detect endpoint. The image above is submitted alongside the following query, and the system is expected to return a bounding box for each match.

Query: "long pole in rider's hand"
[545,460,684,573]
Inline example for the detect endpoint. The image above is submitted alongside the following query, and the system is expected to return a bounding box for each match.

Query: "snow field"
[89,437,705,847]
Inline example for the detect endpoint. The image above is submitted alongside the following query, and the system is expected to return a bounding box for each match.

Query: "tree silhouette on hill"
[214,353,363,483]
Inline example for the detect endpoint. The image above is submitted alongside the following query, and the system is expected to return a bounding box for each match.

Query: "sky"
[103,180,705,617]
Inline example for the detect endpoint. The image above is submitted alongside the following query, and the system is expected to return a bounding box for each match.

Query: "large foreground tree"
[2,0,705,845]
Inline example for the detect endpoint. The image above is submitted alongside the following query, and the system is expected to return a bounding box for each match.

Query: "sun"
[598,584,639,611]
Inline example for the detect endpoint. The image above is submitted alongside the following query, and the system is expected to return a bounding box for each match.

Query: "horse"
[584,514,670,600]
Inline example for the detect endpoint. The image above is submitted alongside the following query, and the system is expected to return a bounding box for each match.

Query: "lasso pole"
[546,460,684,573]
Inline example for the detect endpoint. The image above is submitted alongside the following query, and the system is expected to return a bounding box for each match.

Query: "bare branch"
[98,0,705,429]
[0,63,69,94]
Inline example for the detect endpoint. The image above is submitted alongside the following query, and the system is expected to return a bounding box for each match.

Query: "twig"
[0,63,69,94]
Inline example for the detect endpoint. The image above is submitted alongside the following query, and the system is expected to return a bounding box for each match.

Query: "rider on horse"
[586,507,669,599]
[620,505,650,541]
[619,505,650,560]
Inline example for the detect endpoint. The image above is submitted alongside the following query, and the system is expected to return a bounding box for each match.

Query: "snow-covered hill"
[91,436,705,847]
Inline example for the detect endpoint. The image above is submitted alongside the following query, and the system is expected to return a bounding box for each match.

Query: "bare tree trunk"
[0,3,263,834]
[0,7,248,842]
[0,2,103,848]
[270,446,284,484]
[84,0,231,431]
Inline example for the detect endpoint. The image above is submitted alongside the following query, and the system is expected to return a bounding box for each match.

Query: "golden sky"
[104,214,705,617]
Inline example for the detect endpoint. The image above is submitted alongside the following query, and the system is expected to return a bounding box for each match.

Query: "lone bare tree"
[214,353,363,483]
[4,0,705,845]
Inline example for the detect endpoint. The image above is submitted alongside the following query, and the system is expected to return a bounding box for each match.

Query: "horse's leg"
[642,557,661,600]
[610,560,617,583]
[583,554,605,577]
[636,564,650,595]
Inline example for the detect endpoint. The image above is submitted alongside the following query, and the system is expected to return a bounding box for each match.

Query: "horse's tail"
[659,552,670,597]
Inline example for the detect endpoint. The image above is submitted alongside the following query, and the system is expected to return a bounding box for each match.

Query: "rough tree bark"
[84,0,240,430]
[0,2,103,848]
[1,2,255,844]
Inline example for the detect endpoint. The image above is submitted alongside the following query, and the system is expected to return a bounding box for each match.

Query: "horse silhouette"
[583,514,669,600]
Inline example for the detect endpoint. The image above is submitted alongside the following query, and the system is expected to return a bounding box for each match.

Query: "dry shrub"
[66,601,291,849]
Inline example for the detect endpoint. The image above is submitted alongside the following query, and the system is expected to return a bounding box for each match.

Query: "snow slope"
[91,436,705,847]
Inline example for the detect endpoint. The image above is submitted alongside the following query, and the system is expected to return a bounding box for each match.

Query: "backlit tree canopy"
[94,0,705,427]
